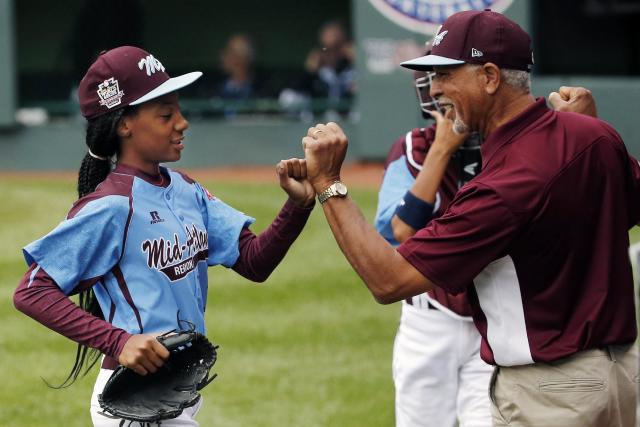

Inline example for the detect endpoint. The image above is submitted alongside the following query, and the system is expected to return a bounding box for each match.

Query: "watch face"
[335,182,348,196]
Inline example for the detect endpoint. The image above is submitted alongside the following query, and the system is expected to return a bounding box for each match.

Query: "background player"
[13,46,315,426]
[375,62,491,427]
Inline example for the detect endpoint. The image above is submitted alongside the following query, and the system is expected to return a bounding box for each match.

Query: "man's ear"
[117,116,132,139]
[482,63,501,95]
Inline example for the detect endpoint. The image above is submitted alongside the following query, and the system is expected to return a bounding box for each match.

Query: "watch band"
[317,186,336,204]
[318,181,348,204]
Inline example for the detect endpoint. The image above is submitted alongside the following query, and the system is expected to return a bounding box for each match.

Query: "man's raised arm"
[301,122,433,304]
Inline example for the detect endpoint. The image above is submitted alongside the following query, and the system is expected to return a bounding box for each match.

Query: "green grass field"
[0,176,398,427]
[2,176,640,427]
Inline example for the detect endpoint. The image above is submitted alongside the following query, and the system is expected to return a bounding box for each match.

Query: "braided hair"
[77,107,131,197]
[54,107,136,388]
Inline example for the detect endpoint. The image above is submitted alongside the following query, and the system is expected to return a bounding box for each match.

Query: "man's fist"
[301,122,348,193]
[549,86,597,118]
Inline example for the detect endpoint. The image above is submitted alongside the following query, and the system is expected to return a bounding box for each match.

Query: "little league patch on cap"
[401,10,533,72]
[79,46,202,119]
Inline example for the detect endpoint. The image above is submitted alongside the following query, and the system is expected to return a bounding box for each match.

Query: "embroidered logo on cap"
[138,54,166,76]
[433,30,448,46]
[471,48,483,58]
[97,77,125,109]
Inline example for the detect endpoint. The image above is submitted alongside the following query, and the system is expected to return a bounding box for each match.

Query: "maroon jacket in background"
[385,124,473,318]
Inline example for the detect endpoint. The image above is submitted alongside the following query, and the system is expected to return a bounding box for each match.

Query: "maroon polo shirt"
[398,98,640,366]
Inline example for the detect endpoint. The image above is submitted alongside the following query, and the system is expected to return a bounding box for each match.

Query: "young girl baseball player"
[13,46,315,426]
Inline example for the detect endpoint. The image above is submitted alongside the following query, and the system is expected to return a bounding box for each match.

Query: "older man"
[301,10,639,427]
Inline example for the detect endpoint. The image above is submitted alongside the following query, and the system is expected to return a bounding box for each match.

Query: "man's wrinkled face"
[430,64,485,134]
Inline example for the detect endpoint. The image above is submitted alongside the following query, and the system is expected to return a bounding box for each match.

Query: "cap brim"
[400,55,465,71]
[130,71,203,105]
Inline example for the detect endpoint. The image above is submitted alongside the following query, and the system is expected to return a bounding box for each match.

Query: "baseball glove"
[98,331,218,423]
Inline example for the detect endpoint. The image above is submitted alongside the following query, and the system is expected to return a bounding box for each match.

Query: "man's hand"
[118,334,170,375]
[549,86,597,118]
[277,158,315,208]
[302,122,348,193]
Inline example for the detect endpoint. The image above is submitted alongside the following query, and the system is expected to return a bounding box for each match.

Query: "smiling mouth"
[171,138,184,145]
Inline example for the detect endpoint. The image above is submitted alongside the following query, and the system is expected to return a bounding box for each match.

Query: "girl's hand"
[277,158,316,208]
[117,334,170,375]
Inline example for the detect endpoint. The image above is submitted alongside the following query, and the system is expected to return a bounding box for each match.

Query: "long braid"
[77,154,112,199]
[53,107,135,388]
[77,108,127,198]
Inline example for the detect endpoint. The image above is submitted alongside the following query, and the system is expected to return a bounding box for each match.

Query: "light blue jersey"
[375,155,418,246]
[23,164,254,335]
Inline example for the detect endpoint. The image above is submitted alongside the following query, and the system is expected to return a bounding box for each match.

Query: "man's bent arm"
[321,195,434,304]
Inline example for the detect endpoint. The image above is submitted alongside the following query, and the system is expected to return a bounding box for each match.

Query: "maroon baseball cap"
[78,46,202,119]
[401,10,533,72]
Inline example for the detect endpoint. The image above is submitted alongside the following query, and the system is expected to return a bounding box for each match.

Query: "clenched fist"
[301,122,349,193]
[549,86,597,118]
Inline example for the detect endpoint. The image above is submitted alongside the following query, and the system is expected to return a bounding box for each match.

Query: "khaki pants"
[490,344,639,427]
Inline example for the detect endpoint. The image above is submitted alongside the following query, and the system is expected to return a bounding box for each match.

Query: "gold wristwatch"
[317,181,348,204]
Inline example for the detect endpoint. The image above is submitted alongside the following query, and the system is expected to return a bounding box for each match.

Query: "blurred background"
[2,2,640,425]
[0,0,640,170]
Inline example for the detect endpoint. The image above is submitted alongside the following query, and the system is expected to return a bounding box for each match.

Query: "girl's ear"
[117,116,132,139]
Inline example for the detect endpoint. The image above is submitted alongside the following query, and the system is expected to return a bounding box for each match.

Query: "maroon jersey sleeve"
[384,125,435,174]
[405,125,436,177]
[398,183,519,295]
[384,126,473,316]
[13,264,132,358]
[232,198,313,281]
[384,135,408,169]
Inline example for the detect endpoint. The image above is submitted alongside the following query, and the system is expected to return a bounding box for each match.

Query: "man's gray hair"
[501,69,531,93]
[466,64,531,93]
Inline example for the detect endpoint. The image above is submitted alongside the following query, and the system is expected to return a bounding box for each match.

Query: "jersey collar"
[113,163,170,187]
[481,97,552,168]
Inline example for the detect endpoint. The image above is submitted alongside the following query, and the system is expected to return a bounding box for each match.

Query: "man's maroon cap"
[78,46,202,119]
[401,10,533,72]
